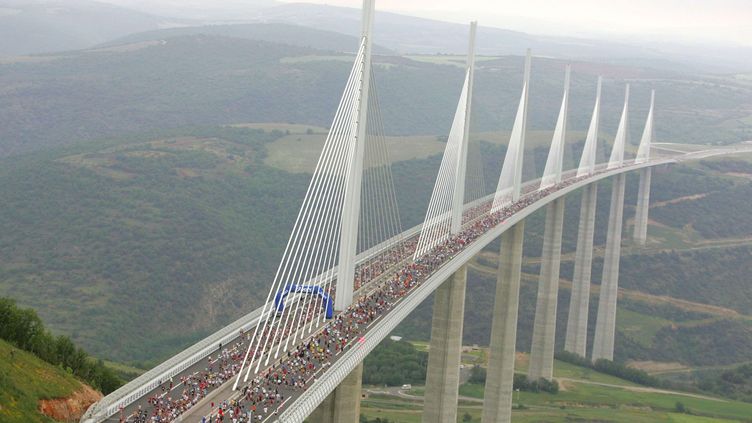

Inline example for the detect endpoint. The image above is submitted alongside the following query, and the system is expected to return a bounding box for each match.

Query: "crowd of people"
[122,340,249,422]
[120,173,594,422]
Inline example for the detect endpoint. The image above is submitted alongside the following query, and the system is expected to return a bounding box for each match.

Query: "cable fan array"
[413,72,471,259]
[412,67,489,260]
[356,73,405,289]
[464,136,487,205]
[234,40,404,386]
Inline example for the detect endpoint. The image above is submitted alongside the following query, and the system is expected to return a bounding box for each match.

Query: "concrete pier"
[633,168,652,245]
[564,183,598,357]
[528,197,565,381]
[482,222,525,423]
[309,362,363,423]
[423,265,468,423]
[592,174,626,361]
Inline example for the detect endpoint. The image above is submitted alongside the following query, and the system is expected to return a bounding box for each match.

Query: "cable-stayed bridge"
[81,1,752,422]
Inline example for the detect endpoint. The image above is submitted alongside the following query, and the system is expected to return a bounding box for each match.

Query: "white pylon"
[450,21,477,235]
[540,64,571,190]
[607,84,630,170]
[576,77,602,177]
[635,90,655,164]
[335,0,375,312]
[491,49,532,213]
[414,21,477,259]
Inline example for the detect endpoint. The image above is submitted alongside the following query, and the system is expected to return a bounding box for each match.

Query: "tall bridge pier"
[309,363,364,423]
[529,63,570,382]
[592,173,626,361]
[482,222,525,423]
[423,266,468,423]
[564,182,598,356]
[633,168,652,245]
[422,20,476,423]
[528,197,565,381]
[563,76,602,359]
[591,84,630,362]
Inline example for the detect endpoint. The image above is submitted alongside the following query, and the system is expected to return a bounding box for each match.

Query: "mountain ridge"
[0,0,189,56]
[4,0,751,73]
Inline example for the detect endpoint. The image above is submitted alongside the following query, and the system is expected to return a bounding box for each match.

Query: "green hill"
[0,338,92,423]
[1,33,750,157]
[2,118,752,372]
[99,22,396,55]
[0,0,170,56]
[0,127,303,363]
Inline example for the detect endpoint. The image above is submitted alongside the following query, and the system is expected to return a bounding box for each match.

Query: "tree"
[468,365,486,384]
[0,296,122,393]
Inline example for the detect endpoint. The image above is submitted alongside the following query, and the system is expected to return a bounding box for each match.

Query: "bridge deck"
[108,160,664,422]
[87,145,752,423]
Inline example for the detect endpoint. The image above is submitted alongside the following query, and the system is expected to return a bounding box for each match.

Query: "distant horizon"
[94,0,752,48]
[278,0,751,48]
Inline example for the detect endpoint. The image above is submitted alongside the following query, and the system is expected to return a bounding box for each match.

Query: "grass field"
[0,339,82,423]
[405,55,505,68]
[280,55,352,64]
[265,132,446,173]
[617,308,673,347]
[260,119,596,174]
[229,122,329,134]
[361,357,752,422]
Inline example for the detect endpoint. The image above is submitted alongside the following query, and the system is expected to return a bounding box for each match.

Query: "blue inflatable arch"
[274,285,334,319]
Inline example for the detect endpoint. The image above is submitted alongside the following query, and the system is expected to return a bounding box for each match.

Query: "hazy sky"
[98,0,751,46]
[279,0,751,46]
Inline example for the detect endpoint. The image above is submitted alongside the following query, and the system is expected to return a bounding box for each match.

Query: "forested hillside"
[1,115,752,371]
[0,127,307,362]
[0,0,172,56]
[100,22,395,55]
[1,32,751,158]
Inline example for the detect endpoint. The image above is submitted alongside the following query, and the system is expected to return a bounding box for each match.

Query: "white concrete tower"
[492,49,532,212]
[635,90,655,164]
[450,21,477,234]
[540,64,571,190]
[335,0,375,312]
[607,84,630,170]
[633,90,655,245]
[529,64,572,381]
[422,24,477,423]
[565,78,604,356]
[577,77,602,177]
[592,85,632,361]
